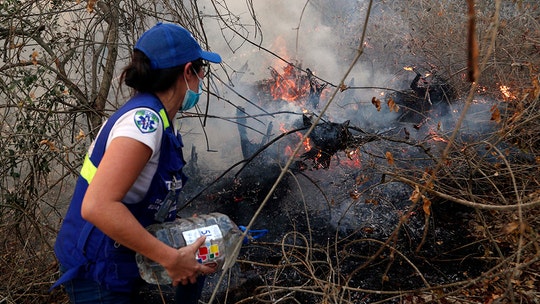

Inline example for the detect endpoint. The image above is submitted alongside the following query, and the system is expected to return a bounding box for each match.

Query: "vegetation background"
[0,0,538,303]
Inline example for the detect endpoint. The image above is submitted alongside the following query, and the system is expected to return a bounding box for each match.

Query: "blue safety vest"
[52,93,188,292]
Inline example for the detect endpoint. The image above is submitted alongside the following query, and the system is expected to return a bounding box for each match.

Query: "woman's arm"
[81,136,214,285]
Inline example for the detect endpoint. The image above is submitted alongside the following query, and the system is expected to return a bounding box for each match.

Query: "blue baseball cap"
[134,22,222,70]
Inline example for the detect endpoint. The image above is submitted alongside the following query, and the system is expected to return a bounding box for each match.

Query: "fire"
[403,66,431,78]
[259,39,328,109]
[302,137,312,151]
[476,86,488,93]
[427,130,448,143]
[499,85,516,101]
[278,123,368,170]
[269,63,310,102]
[341,148,362,168]
[283,145,294,157]
[279,123,312,157]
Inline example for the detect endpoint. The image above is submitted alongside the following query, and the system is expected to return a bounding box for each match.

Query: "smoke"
[183,0,441,169]
[178,0,501,239]
[204,0,360,81]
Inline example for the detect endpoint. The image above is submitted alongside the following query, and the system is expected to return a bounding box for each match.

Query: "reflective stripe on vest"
[159,108,169,129]
[80,154,97,184]
[79,108,168,185]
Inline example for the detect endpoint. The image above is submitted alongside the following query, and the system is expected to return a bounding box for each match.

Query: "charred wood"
[299,115,379,169]
[236,106,257,159]
[394,70,456,124]
[306,68,327,109]
[236,107,274,160]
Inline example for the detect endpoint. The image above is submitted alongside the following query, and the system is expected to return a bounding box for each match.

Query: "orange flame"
[270,64,310,102]
[264,38,328,106]
[341,149,362,168]
[302,137,312,151]
[499,85,516,101]
[279,123,312,157]
[428,130,448,143]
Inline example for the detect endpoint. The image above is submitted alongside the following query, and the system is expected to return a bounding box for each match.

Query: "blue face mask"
[180,74,203,112]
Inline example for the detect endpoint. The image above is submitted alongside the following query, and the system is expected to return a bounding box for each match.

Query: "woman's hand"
[164,236,218,286]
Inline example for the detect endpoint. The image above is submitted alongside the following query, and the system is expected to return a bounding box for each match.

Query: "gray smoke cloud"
[182,0,424,169]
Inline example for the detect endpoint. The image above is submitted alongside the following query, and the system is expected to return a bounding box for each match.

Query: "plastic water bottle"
[136,212,244,285]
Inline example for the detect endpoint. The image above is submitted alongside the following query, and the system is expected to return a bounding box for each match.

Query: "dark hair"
[121,50,205,93]
[191,58,208,75]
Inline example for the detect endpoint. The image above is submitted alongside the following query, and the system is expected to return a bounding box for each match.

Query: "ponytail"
[121,50,185,93]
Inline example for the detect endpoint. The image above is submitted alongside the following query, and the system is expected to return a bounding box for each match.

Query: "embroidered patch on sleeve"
[134,109,160,133]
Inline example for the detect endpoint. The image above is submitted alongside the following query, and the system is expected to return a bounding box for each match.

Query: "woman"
[52,22,222,303]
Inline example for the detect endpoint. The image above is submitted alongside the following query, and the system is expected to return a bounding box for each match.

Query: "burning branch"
[259,62,328,111]
[298,115,379,169]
